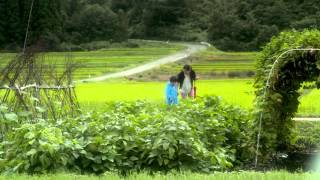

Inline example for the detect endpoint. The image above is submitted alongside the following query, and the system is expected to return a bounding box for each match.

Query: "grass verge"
[0,171,318,180]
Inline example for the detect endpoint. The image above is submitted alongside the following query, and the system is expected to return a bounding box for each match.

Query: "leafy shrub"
[0,122,71,173]
[0,96,253,174]
[0,104,20,137]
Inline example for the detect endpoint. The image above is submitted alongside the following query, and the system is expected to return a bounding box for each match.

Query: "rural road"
[79,42,208,82]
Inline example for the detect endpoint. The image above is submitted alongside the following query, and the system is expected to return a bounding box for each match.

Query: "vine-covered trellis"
[254,30,320,165]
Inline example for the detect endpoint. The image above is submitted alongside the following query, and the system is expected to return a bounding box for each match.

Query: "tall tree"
[142,0,188,39]
[114,10,129,42]
[0,0,63,50]
[1,0,320,51]
[75,4,118,42]
[29,0,63,48]
[0,0,7,47]
[4,0,23,49]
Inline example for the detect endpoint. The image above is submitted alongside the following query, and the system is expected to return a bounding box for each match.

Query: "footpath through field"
[293,117,320,121]
[79,42,207,82]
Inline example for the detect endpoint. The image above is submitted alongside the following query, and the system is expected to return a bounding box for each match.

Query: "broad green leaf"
[130,156,139,161]
[12,162,23,172]
[162,142,169,150]
[39,154,50,168]
[4,113,18,122]
[24,132,35,139]
[36,106,46,113]
[80,150,87,155]
[26,149,37,156]
[164,159,169,165]
[169,147,175,159]
[72,152,80,159]
[0,105,8,112]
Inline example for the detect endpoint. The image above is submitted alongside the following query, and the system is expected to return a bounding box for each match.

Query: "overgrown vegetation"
[254,29,320,161]
[0,171,316,180]
[0,96,253,174]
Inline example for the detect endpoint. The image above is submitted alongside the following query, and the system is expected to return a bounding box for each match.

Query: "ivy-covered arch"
[254,30,320,162]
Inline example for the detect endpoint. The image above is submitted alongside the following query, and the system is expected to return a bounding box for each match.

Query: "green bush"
[0,96,253,174]
[0,123,71,173]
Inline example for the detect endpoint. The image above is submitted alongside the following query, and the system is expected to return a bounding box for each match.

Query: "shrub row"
[0,96,253,174]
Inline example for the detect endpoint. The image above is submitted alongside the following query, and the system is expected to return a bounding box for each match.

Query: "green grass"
[77,79,320,116]
[133,49,258,80]
[0,41,184,80]
[298,90,320,117]
[0,171,318,180]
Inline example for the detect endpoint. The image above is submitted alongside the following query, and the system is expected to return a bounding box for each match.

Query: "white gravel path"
[79,43,207,82]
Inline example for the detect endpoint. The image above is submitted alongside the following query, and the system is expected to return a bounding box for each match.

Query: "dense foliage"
[208,0,320,51]
[254,29,320,160]
[0,0,64,50]
[0,96,253,173]
[1,0,319,51]
[0,171,316,180]
[293,121,320,152]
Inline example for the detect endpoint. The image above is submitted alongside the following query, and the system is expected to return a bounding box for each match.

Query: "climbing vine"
[254,29,320,161]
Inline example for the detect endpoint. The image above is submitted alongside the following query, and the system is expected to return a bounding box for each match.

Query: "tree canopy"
[0,0,319,51]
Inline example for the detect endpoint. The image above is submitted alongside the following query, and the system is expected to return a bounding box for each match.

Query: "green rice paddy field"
[77,79,320,116]
[0,41,183,80]
[134,48,258,80]
[1,44,320,116]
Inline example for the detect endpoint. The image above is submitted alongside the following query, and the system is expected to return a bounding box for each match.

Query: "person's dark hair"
[169,76,178,83]
[183,64,191,71]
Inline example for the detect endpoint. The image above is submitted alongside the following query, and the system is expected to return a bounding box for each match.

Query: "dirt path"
[293,117,320,121]
[79,43,207,82]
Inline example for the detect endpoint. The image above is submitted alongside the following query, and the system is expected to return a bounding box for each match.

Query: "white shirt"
[181,75,192,95]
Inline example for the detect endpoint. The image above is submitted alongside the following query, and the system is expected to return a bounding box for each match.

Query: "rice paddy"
[77,79,320,116]
[1,44,320,116]
[0,41,184,80]
[132,48,258,80]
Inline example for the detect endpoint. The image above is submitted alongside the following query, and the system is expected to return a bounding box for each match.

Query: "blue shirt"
[165,81,178,105]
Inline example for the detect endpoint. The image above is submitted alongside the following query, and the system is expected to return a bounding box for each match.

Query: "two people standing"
[165,64,196,105]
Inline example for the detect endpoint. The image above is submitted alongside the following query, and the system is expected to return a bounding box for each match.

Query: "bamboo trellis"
[0,47,80,120]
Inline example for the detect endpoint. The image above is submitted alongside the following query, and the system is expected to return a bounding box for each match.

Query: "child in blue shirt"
[165,76,178,105]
